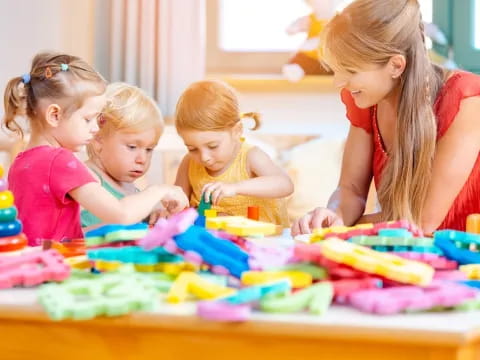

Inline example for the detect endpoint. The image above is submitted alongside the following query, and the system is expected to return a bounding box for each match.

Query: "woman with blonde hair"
[292,0,480,235]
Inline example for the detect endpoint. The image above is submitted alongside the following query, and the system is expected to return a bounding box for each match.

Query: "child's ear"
[91,135,103,154]
[44,104,62,128]
[232,122,243,138]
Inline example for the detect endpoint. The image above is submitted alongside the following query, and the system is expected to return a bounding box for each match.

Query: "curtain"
[97,0,206,116]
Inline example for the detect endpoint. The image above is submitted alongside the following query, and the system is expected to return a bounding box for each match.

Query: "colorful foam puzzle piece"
[0,249,70,288]
[85,223,148,247]
[459,280,480,289]
[393,252,458,270]
[348,281,478,315]
[38,274,158,320]
[244,241,293,270]
[138,208,198,251]
[166,271,235,303]
[42,238,86,257]
[270,263,327,280]
[87,246,181,265]
[197,301,251,322]
[433,270,467,281]
[434,230,480,264]
[349,235,433,247]
[310,220,422,243]
[294,242,372,280]
[331,278,382,300]
[223,279,291,305]
[460,264,480,279]
[197,280,291,322]
[259,282,334,315]
[165,225,251,278]
[320,238,434,285]
[206,216,277,237]
[241,270,312,288]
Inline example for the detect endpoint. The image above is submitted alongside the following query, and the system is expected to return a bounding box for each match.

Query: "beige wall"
[0,0,95,111]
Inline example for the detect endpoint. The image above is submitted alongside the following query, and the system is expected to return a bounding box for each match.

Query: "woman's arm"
[420,96,480,234]
[328,125,374,226]
[291,125,374,234]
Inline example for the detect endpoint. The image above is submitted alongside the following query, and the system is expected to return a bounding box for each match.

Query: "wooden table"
[1,288,480,360]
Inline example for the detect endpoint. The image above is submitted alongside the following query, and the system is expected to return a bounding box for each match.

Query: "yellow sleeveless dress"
[188,141,290,227]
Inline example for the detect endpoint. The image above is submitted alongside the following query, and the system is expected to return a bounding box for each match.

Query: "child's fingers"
[202,182,220,203]
[211,188,223,205]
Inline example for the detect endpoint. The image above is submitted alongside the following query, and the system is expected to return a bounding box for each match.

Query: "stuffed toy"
[282,0,342,82]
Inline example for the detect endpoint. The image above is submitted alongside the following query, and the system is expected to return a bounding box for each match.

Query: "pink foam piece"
[373,220,423,237]
[211,265,230,276]
[0,249,70,288]
[348,281,477,315]
[433,270,467,281]
[138,208,198,250]
[184,251,203,265]
[394,252,458,270]
[197,301,251,322]
[246,242,293,270]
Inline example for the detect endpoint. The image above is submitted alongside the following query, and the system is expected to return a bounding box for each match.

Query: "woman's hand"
[291,207,344,236]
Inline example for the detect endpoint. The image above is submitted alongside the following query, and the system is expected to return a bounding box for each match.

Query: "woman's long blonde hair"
[175,80,261,132]
[322,0,446,225]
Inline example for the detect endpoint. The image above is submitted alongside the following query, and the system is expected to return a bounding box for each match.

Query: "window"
[475,0,480,49]
[434,0,480,73]
[208,0,433,74]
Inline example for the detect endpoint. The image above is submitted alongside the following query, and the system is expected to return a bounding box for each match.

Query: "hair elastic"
[21,74,31,84]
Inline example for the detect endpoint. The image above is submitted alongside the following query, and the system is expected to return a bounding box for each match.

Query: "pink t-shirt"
[8,146,96,245]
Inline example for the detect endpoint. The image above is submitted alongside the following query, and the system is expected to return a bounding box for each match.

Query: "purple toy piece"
[197,301,251,322]
[393,252,458,270]
[138,208,198,250]
[348,281,477,314]
[184,251,203,265]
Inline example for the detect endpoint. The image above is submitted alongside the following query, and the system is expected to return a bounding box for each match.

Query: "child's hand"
[159,185,189,215]
[202,182,237,205]
[148,208,169,226]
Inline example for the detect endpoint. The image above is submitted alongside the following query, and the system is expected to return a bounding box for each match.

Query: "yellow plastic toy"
[206,216,277,237]
[242,270,312,288]
[460,264,480,280]
[310,223,374,243]
[320,238,434,285]
[166,272,236,304]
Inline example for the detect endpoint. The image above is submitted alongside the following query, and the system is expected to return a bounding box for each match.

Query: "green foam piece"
[259,282,333,314]
[197,195,211,216]
[38,273,160,320]
[350,236,434,247]
[105,229,148,243]
[269,263,327,280]
[454,298,480,311]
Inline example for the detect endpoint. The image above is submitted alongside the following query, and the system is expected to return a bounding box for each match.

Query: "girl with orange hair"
[174,80,293,227]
